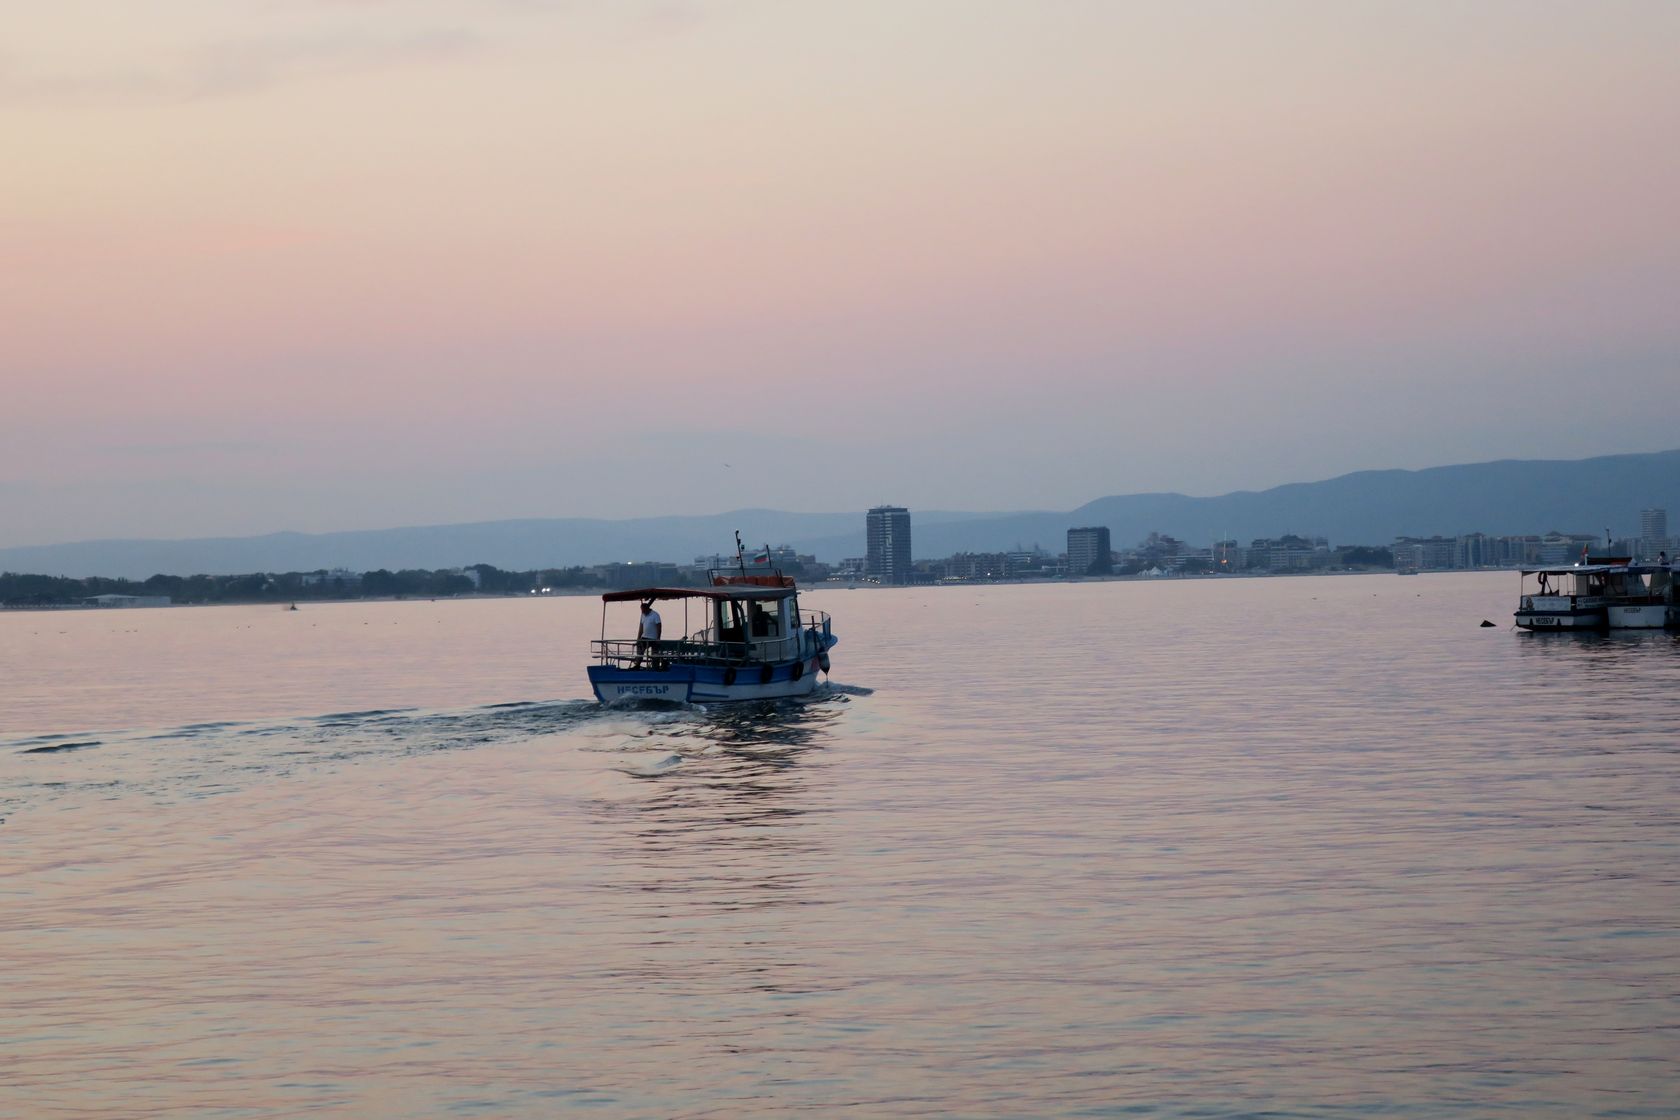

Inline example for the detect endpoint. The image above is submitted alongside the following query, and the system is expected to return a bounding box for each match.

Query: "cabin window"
[717,601,745,644]
[748,600,779,637]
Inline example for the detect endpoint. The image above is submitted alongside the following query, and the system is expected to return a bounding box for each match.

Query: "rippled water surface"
[3,576,1678,1118]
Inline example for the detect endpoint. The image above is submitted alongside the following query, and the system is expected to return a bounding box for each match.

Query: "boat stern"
[587,665,694,704]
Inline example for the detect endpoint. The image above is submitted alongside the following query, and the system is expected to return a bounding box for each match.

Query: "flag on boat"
[752,550,770,564]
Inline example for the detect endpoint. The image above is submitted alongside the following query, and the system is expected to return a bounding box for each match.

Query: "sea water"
[2,574,1677,1118]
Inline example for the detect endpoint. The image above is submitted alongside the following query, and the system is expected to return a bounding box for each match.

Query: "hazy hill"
[855,449,1680,560]
[4,450,1676,579]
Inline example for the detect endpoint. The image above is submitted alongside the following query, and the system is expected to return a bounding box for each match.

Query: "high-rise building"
[1066,526,1112,576]
[1640,508,1668,557]
[1455,532,1491,569]
[865,506,912,584]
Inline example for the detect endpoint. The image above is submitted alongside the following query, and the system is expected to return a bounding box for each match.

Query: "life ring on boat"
[791,660,804,681]
[759,663,775,684]
[722,666,737,686]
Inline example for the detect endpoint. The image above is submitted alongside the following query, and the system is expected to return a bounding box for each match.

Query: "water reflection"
[1512,628,1680,672]
[1513,628,1680,648]
[588,699,840,1001]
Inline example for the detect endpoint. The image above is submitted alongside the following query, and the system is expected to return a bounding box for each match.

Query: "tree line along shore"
[0,564,609,608]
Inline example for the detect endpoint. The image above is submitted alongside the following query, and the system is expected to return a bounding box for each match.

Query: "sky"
[3,1,1677,548]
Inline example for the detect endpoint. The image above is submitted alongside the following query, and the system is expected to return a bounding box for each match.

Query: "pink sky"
[3,1,1677,546]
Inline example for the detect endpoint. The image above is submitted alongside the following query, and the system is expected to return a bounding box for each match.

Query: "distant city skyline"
[10,509,1669,607]
[5,3,1678,548]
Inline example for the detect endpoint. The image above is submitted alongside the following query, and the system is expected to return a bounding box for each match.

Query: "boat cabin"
[1518,564,1618,612]
[1519,564,1664,604]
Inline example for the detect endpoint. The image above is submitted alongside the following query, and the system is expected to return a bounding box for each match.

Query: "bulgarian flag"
[752,549,771,564]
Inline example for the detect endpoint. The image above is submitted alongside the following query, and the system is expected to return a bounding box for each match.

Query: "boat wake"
[0,688,858,823]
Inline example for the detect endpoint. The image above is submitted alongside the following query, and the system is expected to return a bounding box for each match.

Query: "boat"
[1605,562,1677,629]
[587,543,837,704]
[1514,559,1677,631]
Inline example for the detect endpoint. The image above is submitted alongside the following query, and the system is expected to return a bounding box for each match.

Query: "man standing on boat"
[635,599,662,667]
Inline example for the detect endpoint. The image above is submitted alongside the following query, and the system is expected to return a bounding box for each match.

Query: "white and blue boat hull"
[589,653,829,705]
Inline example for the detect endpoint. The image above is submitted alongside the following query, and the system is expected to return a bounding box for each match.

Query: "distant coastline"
[1,554,1409,611]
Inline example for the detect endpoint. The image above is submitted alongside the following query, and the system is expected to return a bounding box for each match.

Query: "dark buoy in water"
[1480,619,1496,627]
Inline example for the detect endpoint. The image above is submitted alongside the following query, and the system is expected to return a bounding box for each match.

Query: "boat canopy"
[1518,563,1634,576]
[601,585,797,603]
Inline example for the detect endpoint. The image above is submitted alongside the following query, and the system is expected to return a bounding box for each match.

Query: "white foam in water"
[614,751,684,777]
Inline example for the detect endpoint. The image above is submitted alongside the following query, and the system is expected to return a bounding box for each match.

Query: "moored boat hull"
[1514,609,1606,630]
[1514,589,1610,631]
[1606,603,1669,629]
